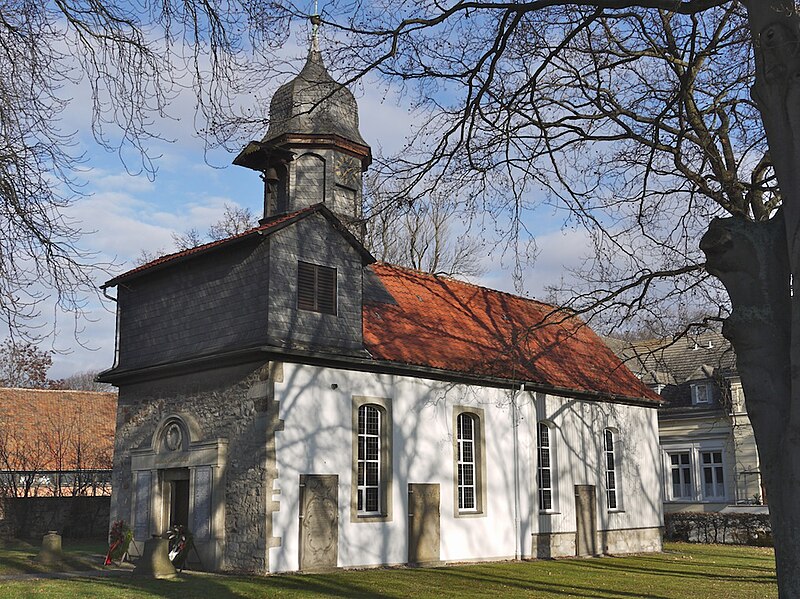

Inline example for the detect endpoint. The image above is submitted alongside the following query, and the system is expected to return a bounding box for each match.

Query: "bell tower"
[233,16,371,227]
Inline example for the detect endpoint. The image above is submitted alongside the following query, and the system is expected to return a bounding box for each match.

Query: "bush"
[664,512,772,546]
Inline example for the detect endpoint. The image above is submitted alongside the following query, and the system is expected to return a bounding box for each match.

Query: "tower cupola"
[234,18,371,225]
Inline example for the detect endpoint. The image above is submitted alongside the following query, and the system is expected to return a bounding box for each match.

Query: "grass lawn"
[0,542,777,598]
[0,538,107,576]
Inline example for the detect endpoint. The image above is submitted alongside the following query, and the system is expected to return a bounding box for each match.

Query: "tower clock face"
[335,155,361,189]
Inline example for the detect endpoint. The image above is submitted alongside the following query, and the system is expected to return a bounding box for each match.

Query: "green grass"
[0,538,107,576]
[0,542,777,598]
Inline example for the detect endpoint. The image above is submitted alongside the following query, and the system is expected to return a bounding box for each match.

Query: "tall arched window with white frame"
[537,422,554,511]
[604,429,619,510]
[357,404,381,514]
[457,413,477,511]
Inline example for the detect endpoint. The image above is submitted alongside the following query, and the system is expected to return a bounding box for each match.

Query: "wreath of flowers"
[104,520,132,565]
[167,524,193,568]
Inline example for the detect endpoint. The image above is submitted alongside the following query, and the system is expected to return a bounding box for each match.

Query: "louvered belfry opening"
[297,260,337,315]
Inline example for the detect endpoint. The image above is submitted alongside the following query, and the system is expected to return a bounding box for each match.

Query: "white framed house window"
[663,444,728,503]
[691,383,711,405]
[701,451,725,499]
[669,452,693,500]
[537,421,556,512]
[604,429,620,510]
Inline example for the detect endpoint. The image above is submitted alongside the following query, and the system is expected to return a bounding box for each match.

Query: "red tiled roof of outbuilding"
[0,388,117,471]
[364,263,660,403]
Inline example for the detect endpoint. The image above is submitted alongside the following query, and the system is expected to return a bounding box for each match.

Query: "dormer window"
[297,261,337,315]
[691,383,710,405]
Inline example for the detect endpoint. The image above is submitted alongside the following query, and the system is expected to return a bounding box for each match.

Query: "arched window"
[604,429,619,510]
[357,404,381,514]
[457,413,477,511]
[351,397,393,522]
[537,421,555,512]
[453,407,485,516]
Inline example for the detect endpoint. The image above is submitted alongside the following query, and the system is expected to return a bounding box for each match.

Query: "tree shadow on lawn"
[568,555,776,586]
[0,539,105,576]
[421,564,674,599]
[66,571,413,599]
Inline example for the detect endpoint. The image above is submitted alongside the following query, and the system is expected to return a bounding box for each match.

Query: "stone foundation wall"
[0,496,110,539]
[111,360,282,573]
[532,527,663,558]
[599,526,663,554]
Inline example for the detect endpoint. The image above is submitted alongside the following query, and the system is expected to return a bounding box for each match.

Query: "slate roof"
[365,263,660,403]
[103,204,374,288]
[610,331,736,386]
[0,388,117,471]
[263,45,367,147]
[609,331,736,410]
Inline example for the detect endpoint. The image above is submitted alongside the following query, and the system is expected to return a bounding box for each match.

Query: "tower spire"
[310,3,321,54]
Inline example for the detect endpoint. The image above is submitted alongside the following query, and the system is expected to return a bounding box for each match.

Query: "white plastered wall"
[268,363,662,572]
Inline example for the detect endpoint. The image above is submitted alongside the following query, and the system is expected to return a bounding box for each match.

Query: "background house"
[610,331,763,512]
[99,36,665,573]
[0,388,117,498]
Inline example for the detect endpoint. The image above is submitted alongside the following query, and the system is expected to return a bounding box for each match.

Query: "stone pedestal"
[133,536,177,579]
[38,531,62,564]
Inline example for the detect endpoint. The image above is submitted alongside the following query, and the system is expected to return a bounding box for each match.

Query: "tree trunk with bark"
[702,2,800,597]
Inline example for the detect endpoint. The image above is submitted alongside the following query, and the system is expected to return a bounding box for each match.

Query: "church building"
[99,34,664,573]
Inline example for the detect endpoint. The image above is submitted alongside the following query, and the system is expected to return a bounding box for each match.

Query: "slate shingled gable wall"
[117,237,270,370]
[266,212,364,351]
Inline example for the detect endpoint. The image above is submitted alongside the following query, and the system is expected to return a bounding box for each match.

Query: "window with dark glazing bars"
[457,413,477,511]
[297,261,337,314]
[357,404,381,513]
[538,422,553,511]
[604,429,618,509]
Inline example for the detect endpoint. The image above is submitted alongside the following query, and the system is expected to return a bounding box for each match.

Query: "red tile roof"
[0,388,117,471]
[364,263,660,403]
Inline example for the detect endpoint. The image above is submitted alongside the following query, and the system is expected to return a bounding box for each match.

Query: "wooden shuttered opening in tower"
[297,261,337,315]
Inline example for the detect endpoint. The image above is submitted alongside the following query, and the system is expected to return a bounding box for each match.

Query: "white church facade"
[100,36,664,574]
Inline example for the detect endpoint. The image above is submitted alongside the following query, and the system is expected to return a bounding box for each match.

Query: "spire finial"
[310,3,321,53]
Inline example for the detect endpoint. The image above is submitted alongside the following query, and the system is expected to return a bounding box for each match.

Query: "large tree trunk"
[702,2,800,597]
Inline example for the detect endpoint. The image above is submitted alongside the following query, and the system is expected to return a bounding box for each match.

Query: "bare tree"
[172,204,257,251]
[53,370,115,393]
[364,179,486,279]
[9,0,800,592]
[0,340,53,389]
[310,2,800,593]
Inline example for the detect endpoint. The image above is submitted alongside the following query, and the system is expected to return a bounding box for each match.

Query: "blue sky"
[45,36,590,379]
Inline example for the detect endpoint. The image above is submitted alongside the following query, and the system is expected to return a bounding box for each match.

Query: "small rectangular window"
[357,404,381,514]
[297,261,337,315]
[691,383,710,405]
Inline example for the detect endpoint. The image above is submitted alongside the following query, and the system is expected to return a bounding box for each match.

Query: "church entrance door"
[162,468,190,530]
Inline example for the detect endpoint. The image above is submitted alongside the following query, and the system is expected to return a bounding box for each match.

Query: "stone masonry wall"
[0,496,110,539]
[111,360,282,573]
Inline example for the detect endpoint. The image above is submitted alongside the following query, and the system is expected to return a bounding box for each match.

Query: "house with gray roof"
[611,331,764,513]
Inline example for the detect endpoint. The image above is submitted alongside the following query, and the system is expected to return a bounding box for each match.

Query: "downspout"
[512,383,524,560]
